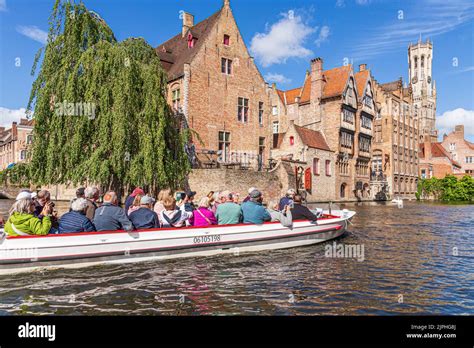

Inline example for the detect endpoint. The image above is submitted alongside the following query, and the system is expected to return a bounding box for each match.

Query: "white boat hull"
[0,211,355,275]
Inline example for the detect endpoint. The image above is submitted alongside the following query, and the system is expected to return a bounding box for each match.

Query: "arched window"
[340,183,347,198]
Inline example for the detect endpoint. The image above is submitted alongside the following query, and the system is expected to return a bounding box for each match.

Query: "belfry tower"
[408,38,437,142]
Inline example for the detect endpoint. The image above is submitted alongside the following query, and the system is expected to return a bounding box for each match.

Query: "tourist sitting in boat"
[181,190,196,226]
[232,192,240,204]
[58,198,95,234]
[32,190,59,229]
[241,190,271,225]
[4,197,53,236]
[266,201,292,227]
[124,187,145,216]
[154,189,172,215]
[290,194,318,222]
[215,191,242,225]
[193,197,217,227]
[278,189,296,211]
[93,191,133,231]
[129,195,160,229]
[210,191,222,214]
[68,187,85,212]
[84,186,100,221]
[127,193,143,216]
[159,196,193,228]
[242,187,257,203]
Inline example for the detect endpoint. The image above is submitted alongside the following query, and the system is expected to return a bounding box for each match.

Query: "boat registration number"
[193,234,221,244]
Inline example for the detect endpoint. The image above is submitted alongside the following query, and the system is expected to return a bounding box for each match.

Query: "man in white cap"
[242,187,257,203]
[128,195,160,229]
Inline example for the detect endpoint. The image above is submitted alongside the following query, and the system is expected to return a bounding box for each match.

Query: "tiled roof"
[278,87,302,105]
[283,65,352,105]
[419,142,462,168]
[380,80,401,92]
[354,70,369,99]
[322,65,352,99]
[155,10,221,81]
[294,125,331,151]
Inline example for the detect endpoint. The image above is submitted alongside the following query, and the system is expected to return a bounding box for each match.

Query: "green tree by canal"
[416,175,474,202]
[2,0,190,196]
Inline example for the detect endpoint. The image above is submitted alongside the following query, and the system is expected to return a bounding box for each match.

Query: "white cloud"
[352,0,474,60]
[264,73,292,84]
[0,0,7,12]
[335,0,345,8]
[16,25,48,44]
[436,108,474,138]
[315,25,330,47]
[355,0,370,5]
[250,11,316,67]
[0,107,28,127]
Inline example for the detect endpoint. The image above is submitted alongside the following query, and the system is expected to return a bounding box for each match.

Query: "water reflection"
[0,199,472,315]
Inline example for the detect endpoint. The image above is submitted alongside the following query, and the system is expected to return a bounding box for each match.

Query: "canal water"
[0,199,472,315]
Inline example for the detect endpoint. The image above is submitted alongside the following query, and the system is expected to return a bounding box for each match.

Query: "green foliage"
[24,0,190,195]
[417,175,474,202]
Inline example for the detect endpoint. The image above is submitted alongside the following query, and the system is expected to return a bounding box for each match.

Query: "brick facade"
[156,1,271,170]
[440,125,474,176]
[0,119,34,170]
[372,78,419,198]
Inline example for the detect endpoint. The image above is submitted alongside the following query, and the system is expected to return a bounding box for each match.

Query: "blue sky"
[1,0,473,140]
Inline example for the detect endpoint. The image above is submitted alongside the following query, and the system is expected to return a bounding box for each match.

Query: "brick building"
[440,125,474,176]
[272,121,335,202]
[0,119,34,171]
[371,78,419,199]
[272,59,375,201]
[419,135,462,179]
[155,0,271,170]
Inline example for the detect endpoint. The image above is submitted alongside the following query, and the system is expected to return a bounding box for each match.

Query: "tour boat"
[0,209,355,275]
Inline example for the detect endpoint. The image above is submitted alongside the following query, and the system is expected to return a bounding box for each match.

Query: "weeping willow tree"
[24,0,190,197]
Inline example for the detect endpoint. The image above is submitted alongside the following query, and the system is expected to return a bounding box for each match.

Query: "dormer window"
[187,33,195,48]
[223,34,230,46]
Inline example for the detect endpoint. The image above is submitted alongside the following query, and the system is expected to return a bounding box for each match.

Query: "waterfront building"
[155,0,271,170]
[439,125,474,176]
[271,59,375,201]
[0,119,34,171]
[408,38,437,142]
[272,121,336,202]
[419,135,462,179]
[371,78,419,199]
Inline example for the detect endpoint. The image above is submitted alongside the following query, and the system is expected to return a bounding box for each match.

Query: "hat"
[286,189,296,196]
[16,191,32,200]
[249,190,262,199]
[76,187,85,197]
[140,195,155,205]
[248,187,257,194]
[185,190,196,198]
[131,187,145,197]
[31,192,38,199]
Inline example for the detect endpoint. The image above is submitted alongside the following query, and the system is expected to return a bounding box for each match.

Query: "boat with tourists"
[0,209,355,275]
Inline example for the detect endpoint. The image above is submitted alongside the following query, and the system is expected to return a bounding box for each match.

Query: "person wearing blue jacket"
[241,190,271,224]
[93,191,133,231]
[58,198,95,234]
[129,195,160,229]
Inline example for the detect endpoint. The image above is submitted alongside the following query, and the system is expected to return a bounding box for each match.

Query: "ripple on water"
[0,201,473,315]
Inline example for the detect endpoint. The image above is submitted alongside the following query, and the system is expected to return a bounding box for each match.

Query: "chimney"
[443,133,448,141]
[359,64,367,72]
[12,122,18,141]
[223,0,231,8]
[423,135,431,160]
[182,12,194,37]
[454,125,464,137]
[310,58,324,101]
